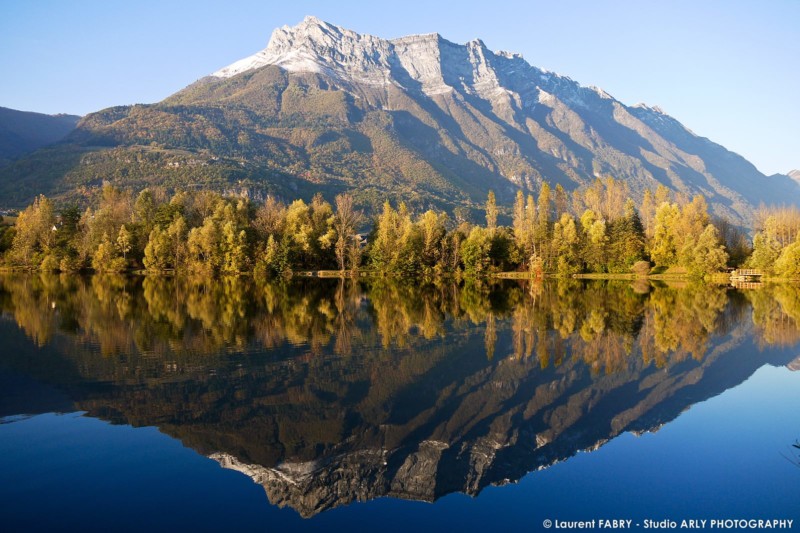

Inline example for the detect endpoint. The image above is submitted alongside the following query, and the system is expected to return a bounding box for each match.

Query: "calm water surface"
[0,274,798,531]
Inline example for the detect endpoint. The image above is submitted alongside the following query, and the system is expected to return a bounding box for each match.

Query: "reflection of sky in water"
[518,364,800,523]
[1,363,798,531]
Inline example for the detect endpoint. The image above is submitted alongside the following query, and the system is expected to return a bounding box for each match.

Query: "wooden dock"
[730,269,763,288]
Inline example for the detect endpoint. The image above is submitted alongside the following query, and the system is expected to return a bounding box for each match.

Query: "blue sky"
[0,0,797,175]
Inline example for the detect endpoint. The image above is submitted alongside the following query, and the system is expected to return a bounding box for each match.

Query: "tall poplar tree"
[485,191,498,235]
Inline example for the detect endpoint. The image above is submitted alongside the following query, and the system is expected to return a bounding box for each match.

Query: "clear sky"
[0,0,797,175]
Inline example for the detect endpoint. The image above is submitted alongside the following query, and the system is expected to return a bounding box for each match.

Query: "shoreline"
[0,267,786,284]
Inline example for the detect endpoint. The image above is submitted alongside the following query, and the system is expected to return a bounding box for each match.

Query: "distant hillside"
[0,17,796,225]
[0,107,80,166]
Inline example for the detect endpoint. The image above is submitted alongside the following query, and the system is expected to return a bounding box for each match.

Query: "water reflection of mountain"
[0,275,798,517]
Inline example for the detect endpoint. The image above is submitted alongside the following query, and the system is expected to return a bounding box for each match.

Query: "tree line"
[0,177,787,278]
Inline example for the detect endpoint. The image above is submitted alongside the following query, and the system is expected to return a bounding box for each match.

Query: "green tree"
[283,199,312,265]
[92,232,127,273]
[774,238,800,278]
[333,193,362,271]
[682,224,728,277]
[534,182,552,266]
[186,216,221,274]
[143,226,172,271]
[54,205,83,271]
[142,214,189,271]
[169,216,189,268]
[221,220,248,273]
[580,209,607,272]
[416,209,447,270]
[748,231,781,272]
[754,206,800,248]
[10,195,56,268]
[485,190,498,234]
[640,189,656,240]
[650,202,680,267]
[134,189,158,225]
[488,227,521,272]
[552,213,580,277]
[460,226,492,277]
[253,196,287,239]
[607,199,646,272]
[117,225,132,262]
[674,195,710,263]
[284,195,336,269]
[133,188,159,251]
[0,224,15,256]
[512,190,536,268]
[369,201,416,275]
[80,184,133,264]
[554,183,569,220]
[712,216,750,267]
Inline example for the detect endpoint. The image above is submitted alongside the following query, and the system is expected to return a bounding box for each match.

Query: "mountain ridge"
[0,106,80,167]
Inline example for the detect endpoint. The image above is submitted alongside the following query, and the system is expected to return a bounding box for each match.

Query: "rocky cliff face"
[212,16,625,106]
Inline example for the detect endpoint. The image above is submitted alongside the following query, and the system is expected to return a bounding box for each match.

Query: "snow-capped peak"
[212,16,393,82]
[209,17,594,103]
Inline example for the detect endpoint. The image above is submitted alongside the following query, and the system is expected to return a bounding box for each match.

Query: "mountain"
[0,107,80,166]
[789,170,800,183]
[0,16,795,224]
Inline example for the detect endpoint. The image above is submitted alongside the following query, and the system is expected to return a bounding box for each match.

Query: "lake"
[0,274,798,532]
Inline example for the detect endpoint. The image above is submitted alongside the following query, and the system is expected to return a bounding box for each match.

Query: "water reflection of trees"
[1,274,799,375]
[491,281,735,375]
[747,284,800,347]
[4,274,800,516]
